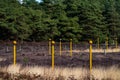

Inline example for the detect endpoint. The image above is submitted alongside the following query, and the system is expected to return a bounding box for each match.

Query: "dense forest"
[0,0,120,43]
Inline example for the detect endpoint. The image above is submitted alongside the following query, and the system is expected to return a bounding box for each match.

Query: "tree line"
[0,0,120,43]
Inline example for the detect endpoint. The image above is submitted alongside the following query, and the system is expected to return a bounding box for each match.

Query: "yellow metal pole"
[51,41,55,70]
[13,40,17,65]
[89,40,93,74]
[97,37,100,49]
[60,39,62,56]
[49,39,51,55]
[70,39,72,57]
[106,37,108,50]
[115,38,118,49]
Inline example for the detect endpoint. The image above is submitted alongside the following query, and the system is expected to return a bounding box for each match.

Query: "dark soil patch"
[0,52,120,68]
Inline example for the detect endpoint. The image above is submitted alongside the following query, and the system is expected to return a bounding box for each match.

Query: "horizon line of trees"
[0,0,120,43]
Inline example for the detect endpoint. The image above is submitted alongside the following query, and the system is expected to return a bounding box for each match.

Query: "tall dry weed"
[0,64,120,80]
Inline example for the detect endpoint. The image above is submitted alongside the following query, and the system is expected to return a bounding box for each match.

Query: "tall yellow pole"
[60,39,62,56]
[51,41,55,70]
[89,40,93,74]
[70,39,72,57]
[115,38,118,49]
[97,37,100,49]
[49,39,51,55]
[13,40,17,65]
[106,37,108,50]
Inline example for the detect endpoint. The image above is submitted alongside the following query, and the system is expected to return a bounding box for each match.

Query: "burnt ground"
[0,51,120,68]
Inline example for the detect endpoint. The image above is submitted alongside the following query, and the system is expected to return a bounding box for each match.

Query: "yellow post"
[49,39,51,55]
[60,39,62,56]
[97,37,100,49]
[89,40,93,74]
[106,37,108,50]
[51,41,55,70]
[115,38,118,49]
[13,40,17,65]
[70,39,72,57]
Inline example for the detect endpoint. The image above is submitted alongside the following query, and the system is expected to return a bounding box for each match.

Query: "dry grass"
[0,57,6,62]
[82,48,120,53]
[92,66,120,80]
[63,48,120,53]
[0,64,120,80]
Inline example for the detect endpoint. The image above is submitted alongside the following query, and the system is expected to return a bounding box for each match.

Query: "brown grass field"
[0,64,120,80]
[0,46,120,80]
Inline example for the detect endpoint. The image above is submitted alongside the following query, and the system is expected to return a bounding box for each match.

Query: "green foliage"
[0,0,120,43]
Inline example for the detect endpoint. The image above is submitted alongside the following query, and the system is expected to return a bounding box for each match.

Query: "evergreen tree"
[103,0,120,42]
[78,0,106,42]
[0,0,120,42]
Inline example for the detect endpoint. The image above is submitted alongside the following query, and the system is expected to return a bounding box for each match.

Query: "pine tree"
[103,0,120,42]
